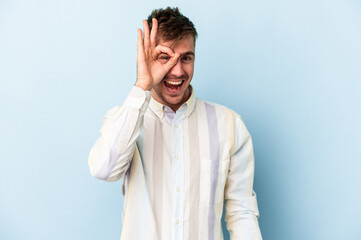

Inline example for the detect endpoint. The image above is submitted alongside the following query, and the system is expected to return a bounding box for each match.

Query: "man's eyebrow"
[180,51,195,57]
[159,51,195,57]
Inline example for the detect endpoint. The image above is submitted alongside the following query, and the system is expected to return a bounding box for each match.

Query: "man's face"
[151,35,195,111]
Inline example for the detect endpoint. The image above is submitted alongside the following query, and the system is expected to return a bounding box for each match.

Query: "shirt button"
[174,124,178,128]
[176,187,180,192]
[164,108,168,112]
[175,155,179,160]
[176,220,179,224]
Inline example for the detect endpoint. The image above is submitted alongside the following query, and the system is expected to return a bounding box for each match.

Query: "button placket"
[171,110,185,240]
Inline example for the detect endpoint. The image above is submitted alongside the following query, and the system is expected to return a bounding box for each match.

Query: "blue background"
[1,0,360,239]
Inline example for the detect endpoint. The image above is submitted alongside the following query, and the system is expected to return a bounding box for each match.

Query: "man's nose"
[169,59,184,77]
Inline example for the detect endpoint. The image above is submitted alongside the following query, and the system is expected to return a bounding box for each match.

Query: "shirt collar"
[149,85,196,119]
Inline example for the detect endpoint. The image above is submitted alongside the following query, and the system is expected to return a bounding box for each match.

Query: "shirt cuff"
[124,86,152,110]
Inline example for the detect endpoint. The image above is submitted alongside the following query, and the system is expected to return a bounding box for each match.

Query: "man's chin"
[152,85,190,110]
[163,96,184,106]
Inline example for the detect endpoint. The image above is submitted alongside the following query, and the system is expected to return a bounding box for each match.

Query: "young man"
[89,7,262,240]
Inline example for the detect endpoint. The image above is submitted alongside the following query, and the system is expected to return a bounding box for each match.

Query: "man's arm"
[88,19,179,181]
[88,87,151,181]
[224,115,262,239]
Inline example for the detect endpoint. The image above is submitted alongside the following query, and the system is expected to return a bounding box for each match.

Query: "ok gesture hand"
[135,18,180,91]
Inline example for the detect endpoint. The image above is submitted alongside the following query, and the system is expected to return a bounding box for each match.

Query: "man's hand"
[135,18,180,91]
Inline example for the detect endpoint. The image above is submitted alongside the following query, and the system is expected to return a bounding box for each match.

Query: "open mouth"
[164,80,184,92]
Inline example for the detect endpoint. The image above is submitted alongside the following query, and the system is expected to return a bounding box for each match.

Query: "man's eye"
[158,55,170,63]
[182,56,193,62]
[158,54,170,60]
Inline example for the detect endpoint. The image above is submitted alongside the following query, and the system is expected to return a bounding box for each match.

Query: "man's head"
[147,7,197,46]
[147,7,197,111]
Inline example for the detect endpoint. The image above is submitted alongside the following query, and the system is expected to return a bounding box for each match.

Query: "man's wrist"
[135,81,153,91]
[124,86,152,109]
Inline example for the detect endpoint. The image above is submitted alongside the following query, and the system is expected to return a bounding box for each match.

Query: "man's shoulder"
[195,98,243,120]
[195,98,251,145]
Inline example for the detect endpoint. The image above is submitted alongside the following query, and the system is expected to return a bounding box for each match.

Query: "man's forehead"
[157,35,195,50]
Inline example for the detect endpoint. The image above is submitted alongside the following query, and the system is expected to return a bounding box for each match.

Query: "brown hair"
[147,7,197,44]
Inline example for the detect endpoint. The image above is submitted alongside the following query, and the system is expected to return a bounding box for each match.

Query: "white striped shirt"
[88,86,262,240]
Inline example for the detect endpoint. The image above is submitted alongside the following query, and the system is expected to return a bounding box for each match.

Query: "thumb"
[163,53,180,72]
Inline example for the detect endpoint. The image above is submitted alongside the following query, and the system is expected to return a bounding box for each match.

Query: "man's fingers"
[154,45,179,71]
[137,29,145,61]
[143,20,150,50]
[150,18,158,49]
[154,45,175,59]
[164,52,180,71]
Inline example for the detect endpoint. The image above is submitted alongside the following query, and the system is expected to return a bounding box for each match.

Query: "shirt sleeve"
[224,115,262,239]
[88,86,151,182]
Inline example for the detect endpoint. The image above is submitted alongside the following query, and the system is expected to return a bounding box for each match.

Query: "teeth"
[165,80,182,85]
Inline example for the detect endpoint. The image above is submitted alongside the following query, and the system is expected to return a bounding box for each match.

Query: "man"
[89,7,262,240]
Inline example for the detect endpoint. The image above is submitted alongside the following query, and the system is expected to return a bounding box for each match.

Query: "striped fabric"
[88,86,262,240]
